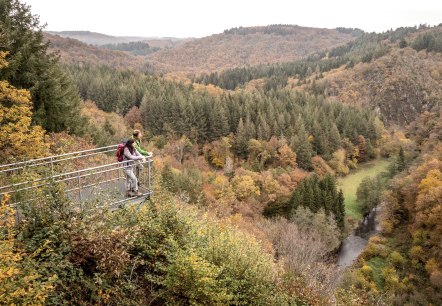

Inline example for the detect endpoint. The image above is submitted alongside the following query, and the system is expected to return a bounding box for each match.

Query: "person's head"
[133,129,142,139]
[126,138,135,148]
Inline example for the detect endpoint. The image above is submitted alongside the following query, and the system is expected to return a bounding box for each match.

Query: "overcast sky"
[24,0,442,38]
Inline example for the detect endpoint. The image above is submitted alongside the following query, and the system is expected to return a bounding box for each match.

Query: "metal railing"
[0,145,117,174]
[0,145,153,208]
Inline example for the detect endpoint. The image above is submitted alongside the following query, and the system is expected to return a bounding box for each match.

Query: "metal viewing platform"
[0,145,153,209]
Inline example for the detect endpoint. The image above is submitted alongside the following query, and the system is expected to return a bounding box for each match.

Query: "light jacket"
[123,146,143,168]
[130,136,149,156]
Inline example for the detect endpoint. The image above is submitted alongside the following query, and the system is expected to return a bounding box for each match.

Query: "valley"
[1,0,441,304]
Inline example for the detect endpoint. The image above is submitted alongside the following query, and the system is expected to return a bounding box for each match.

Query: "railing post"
[148,158,152,193]
[50,157,54,177]
[77,171,82,204]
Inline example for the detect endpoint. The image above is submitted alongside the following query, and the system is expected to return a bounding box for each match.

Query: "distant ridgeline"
[223,25,364,36]
[194,25,442,125]
[194,26,425,90]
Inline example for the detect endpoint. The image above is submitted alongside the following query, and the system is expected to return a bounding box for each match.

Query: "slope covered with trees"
[65,64,383,171]
[195,26,441,126]
[309,32,442,125]
[339,107,442,305]
[100,41,160,56]
[45,33,151,70]
[46,30,148,46]
[193,28,401,89]
[2,0,441,305]
[149,25,358,73]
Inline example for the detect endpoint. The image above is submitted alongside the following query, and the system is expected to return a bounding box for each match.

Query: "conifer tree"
[336,189,345,230]
[397,146,406,172]
[233,118,248,158]
[291,123,313,170]
[0,0,86,134]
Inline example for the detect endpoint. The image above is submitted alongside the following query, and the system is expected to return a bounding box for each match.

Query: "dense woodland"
[100,41,160,56]
[194,26,442,91]
[65,63,382,170]
[148,25,356,73]
[338,108,442,305]
[45,33,151,70]
[1,0,441,305]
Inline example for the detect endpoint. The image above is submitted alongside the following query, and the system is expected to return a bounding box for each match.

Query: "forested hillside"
[195,26,442,125]
[148,25,359,73]
[1,0,442,305]
[46,30,149,45]
[45,33,151,70]
[65,64,383,170]
[48,30,193,48]
[317,48,441,125]
[100,41,160,56]
[339,107,442,305]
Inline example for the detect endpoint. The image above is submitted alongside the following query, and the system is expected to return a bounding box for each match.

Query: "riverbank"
[337,158,391,220]
[336,159,391,267]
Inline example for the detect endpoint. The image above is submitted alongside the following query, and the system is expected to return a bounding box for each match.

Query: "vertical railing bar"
[77,169,82,204]
[50,157,54,177]
[148,159,152,192]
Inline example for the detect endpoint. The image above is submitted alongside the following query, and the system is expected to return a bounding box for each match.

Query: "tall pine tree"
[0,0,86,134]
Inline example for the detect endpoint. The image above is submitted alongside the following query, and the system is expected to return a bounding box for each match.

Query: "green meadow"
[337,159,391,220]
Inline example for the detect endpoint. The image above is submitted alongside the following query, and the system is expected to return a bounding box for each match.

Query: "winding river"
[337,207,381,267]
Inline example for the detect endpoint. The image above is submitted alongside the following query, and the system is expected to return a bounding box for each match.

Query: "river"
[337,206,381,267]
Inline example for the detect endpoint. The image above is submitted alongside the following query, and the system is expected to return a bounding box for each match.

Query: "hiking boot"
[133,191,143,197]
[126,191,134,197]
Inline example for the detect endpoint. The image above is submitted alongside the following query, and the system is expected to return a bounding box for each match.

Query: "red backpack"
[116,143,125,162]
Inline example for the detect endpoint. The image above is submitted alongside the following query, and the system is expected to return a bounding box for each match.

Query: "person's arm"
[134,140,149,156]
[124,147,143,160]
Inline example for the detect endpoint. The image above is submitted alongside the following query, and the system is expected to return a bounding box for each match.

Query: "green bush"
[9,183,302,305]
[132,193,297,305]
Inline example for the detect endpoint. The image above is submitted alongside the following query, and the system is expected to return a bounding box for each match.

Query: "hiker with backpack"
[117,139,145,197]
[130,130,152,187]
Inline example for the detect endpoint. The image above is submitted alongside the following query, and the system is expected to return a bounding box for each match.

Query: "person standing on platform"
[122,139,144,197]
[130,130,152,187]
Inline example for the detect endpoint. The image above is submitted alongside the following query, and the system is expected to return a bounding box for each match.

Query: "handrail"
[0,158,153,195]
[0,144,153,208]
[0,148,116,174]
[0,144,117,170]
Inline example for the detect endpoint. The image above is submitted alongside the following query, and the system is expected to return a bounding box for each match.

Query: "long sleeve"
[134,140,149,156]
[123,147,144,161]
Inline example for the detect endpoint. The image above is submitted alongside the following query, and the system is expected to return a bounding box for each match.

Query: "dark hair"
[125,139,135,154]
[133,129,141,137]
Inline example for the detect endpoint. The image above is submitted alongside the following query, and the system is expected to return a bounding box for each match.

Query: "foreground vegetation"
[1,182,311,305]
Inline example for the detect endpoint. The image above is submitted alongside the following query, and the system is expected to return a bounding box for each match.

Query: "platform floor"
[66,177,152,210]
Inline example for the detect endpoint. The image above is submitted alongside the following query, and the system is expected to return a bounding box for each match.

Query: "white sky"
[24,0,442,38]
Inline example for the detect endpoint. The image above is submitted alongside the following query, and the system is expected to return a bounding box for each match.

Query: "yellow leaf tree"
[0,52,48,163]
[0,195,56,304]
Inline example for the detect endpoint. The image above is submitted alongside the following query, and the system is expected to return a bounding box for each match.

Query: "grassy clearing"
[337,159,391,220]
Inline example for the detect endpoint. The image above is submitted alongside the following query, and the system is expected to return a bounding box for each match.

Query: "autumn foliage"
[0,52,48,163]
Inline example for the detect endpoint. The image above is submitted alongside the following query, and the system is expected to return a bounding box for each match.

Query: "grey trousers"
[123,167,138,191]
